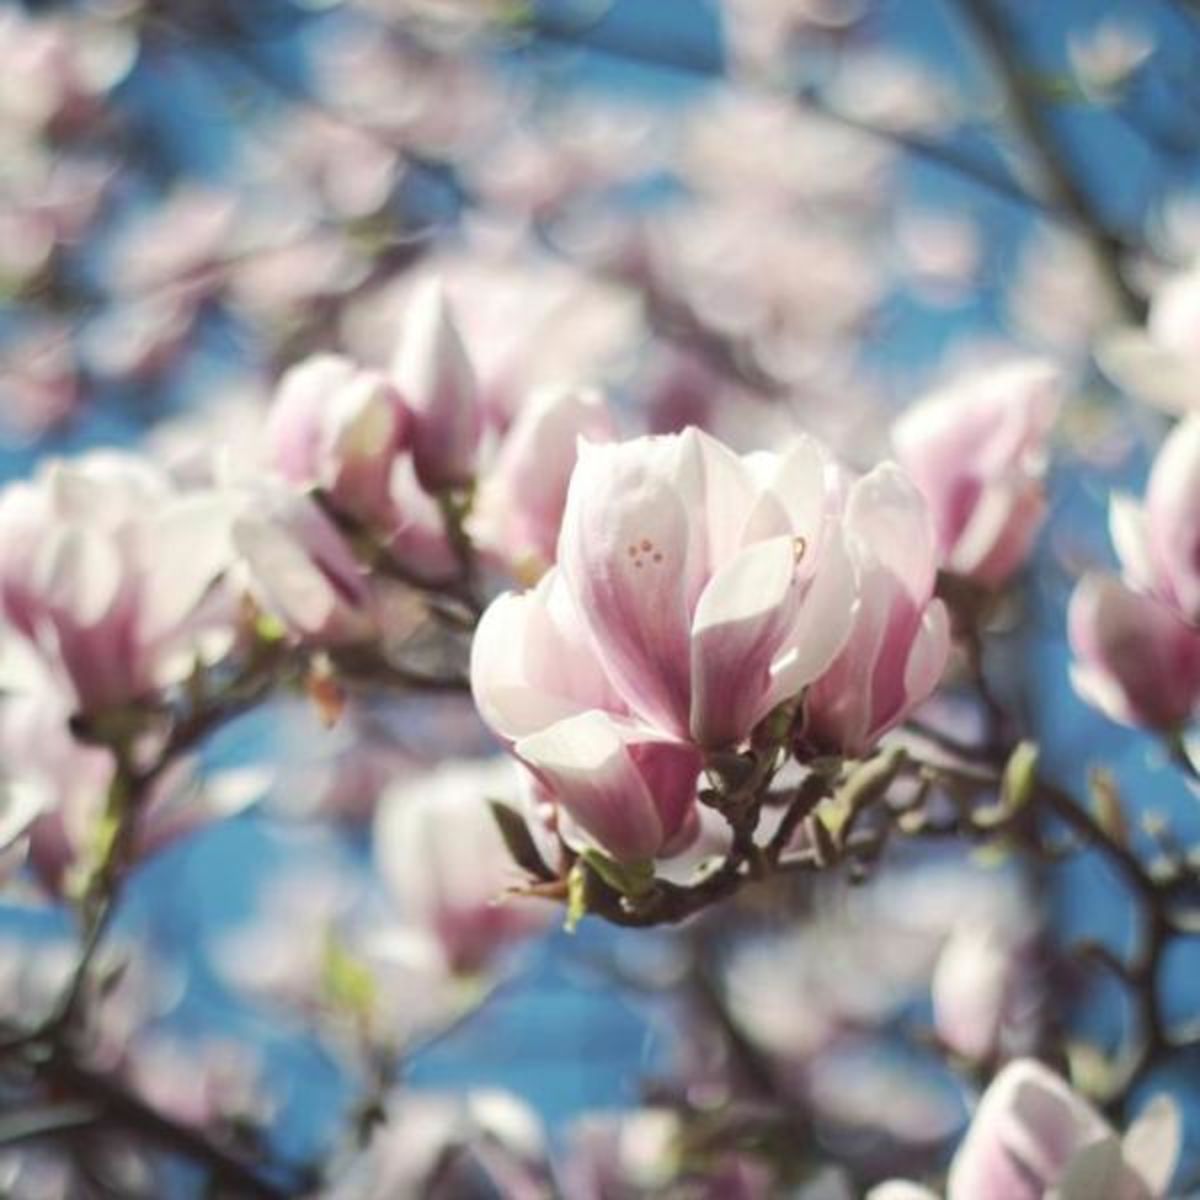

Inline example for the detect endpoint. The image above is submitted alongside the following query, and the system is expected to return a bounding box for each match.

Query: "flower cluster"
[472,427,950,864]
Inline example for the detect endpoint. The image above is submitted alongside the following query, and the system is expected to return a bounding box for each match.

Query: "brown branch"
[952,0,1147,321]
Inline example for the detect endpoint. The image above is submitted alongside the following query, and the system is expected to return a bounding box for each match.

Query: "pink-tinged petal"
[804,464,945,755]
[375,759,546,974]
[386,456,458,584]
[558,436,701,736]
[948,1060,1111,1200]
[741,435,836,546]
[1121,1095,1181,1196]
[1053,1137,1126,1200]
[689,535,804,747]
[470,571,622,744]
[269,355,409,520]
[232,495,371,642]
[136,493,235,645]
[846,463,938,602]
[948,484,1044,587]
[1109,493,1156,594]
[1068,574,1200,729]
[31,527,140,710]
[764,522,856,710]
[33,526,123,630]
[516,711,699,863]
[686,428,759,572]
[391,280,481,491]
[267,354,358,482]
[903,598,951,707]
[892,359,1060,588]
[470,384,616,578]
[1146,413,1200,624]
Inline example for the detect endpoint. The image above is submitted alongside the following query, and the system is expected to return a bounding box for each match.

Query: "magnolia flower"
[267,355,411,522]
[946,1059,1179,1199]
[473,428,872,861]
[557,429,856,748]
[391,280,482,492]
[1110,414,1200,626]
[1068,574,1200,731]
[892,360,1061,588]
[374,758,548,974]
[230,485,377,644]
[0,683,266,898]
[470,384,617,582]
[0,455,235,712]
[804,465,950,756]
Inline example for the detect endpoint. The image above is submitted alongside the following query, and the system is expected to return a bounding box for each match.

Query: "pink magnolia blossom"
[374,758,548,975]
[946,1060,1179,1200]
[390,280,482,491]
[266,354,411,521]
[470,384,617,582]
[230,485,377,645]
[0,9,134,135]
[557,429,856,748]
[892,359,1061,588]
[0,455,236,712]
[0,682,266,898]
[1110,414,1200,625]
[472,427,866,862]
[804,465,950,756]
[1068,574,1200,730]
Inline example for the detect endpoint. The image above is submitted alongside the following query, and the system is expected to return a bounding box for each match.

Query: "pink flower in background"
[892,359,1062,588]
[1110,414,1200,626]
[557,429,855,748]
[0,684,266,898]
[267,354,411,522]
[0,323,78,442]
[804,464,950,756]
[374,758,548,974]
[0,455,236,712]
[1068,574,1200,730]
[108,185,237,302]
[0,8,134,135]
[230,485,377,645]
[470,384,617,582]
[946,1059,1179,1200]
[932,922,1038,1063]
[390,280,482,491]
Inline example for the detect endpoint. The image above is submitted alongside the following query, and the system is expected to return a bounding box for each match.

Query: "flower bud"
[804,464,950,756]
[390,280,481,491]
[470,384,616,582]
[1111,414,1200,627]
[1068,573,1200,730]
[893,360,1061,588]
[266,354,409,521]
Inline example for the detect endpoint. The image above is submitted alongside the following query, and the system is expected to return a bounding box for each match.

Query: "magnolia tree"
[0,0,1199,1197]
